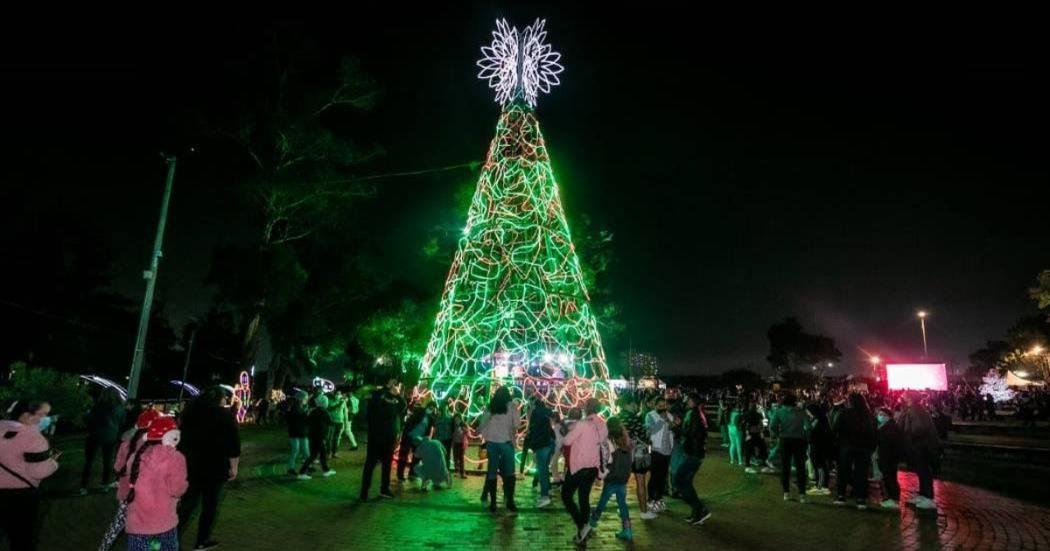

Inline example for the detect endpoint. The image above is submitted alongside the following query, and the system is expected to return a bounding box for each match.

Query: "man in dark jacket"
[875,407,908,509]
[674,393,711,526]
[897,392,940,510]
[177,386,242,551]
[360,378,407,501]
[299,394,335,478]
[832,393,877,508]
[80,388,125,495]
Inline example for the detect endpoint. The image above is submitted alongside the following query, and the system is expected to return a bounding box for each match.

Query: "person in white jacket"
[644,398,675,513]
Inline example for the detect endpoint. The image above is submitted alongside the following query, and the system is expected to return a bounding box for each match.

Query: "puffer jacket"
[0,420,59,489]
[119,443,189,536]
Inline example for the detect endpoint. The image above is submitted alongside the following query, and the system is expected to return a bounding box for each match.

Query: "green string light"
[415,102,615,454]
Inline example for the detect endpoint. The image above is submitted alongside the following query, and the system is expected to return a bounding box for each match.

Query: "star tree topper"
[477,18,564,108]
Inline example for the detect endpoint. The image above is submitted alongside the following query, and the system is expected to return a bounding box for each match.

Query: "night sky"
[2,8,1046,376]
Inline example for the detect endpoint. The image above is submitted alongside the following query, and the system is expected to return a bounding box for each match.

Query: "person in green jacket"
[327,392,349,460]
[769,392,808,502]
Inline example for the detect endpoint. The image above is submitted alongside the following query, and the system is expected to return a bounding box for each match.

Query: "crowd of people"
[2,375,1047,550]
[1,387,241,551]
[345,379,962,546]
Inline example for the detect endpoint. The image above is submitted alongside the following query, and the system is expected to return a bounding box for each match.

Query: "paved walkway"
[29,428,1050,551]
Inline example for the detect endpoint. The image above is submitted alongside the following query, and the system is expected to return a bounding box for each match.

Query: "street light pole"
[127,155,177,401]
[917,310,929,359]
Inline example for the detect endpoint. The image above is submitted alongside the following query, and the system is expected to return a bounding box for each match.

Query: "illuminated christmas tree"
[979,369,1015,403]
[417,19,614,430]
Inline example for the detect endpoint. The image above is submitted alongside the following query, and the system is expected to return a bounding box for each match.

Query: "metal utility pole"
[127,155,177,400]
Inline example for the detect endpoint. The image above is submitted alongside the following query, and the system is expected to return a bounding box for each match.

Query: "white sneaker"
[760,467,776,474]
[640,511,657,520]
[297,474,312,480]
[783,492,791,501]
[881,499,900,510]
[78,488,88,496]
[537,496,551,508]
[916,497,937,510]
[744,467,758,474]
[906,495,921,506]
[820,488,832,496]
[323,470,337,477]
[805,487,823,496]
[657,500,668,512]
[798,496,806,504]
[579,523,593,541]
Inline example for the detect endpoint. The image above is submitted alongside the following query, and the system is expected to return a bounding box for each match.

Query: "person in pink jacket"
[119,415,189,551]
[0,399,60,551]
[560,398,608,545]
[114,409,161,496]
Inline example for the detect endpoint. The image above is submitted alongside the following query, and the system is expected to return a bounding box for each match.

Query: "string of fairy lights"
[415,20,615,461]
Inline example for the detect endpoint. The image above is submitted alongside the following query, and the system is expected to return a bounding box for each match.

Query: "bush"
[0,363,92,429]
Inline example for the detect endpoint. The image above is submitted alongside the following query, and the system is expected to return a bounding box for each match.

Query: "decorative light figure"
[233,370,251,423]
[312,377,335,393]
[477,18,563,108]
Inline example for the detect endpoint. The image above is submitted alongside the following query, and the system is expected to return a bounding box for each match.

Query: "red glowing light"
[885,363,948,391]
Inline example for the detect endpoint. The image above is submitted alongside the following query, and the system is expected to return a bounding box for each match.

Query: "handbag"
[632,442,652,471]
[595,422,611,480]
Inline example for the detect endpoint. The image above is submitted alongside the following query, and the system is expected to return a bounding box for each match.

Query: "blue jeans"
[128,528,179,551]
[674,455,707,516]
[591,482,630,524]
[486,441,515,480]
[533,445,553,497]
[288,437,309,471]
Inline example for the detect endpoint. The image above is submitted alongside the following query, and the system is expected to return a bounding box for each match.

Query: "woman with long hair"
[804,403,832,496]
[588,417,634,540]
[479,386,520,512]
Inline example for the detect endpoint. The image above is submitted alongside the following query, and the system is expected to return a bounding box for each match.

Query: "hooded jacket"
[119,444,189,535]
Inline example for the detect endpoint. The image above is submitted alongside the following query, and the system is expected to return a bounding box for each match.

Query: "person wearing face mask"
[0,399,60,551]
[644,398,674,514]
[875,407,908,510]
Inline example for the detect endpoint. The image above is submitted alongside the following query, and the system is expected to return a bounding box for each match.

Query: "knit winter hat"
[146,416,181,447]
[135,409,161,430]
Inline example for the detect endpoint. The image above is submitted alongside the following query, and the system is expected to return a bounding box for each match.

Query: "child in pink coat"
[118,415,188,551]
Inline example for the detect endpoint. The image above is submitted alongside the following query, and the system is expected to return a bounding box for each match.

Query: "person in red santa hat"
[113,409,162,496]
[118,415,188,551]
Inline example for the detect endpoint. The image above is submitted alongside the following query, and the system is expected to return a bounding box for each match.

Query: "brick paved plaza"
[28,427,1050,551]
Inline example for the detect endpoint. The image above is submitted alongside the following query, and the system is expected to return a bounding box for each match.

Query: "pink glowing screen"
[885,363,948,391]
